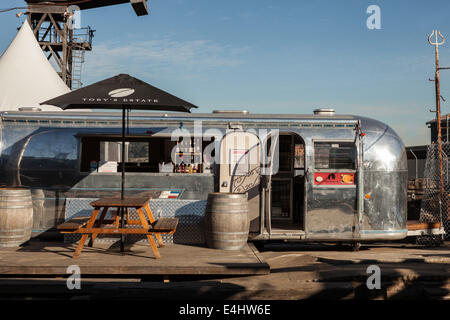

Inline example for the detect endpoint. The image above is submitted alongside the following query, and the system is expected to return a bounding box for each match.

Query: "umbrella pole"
[120,106,126,252]
[121,106,126,200]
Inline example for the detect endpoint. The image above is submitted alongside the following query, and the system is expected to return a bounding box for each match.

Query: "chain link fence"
[419,143,450,244]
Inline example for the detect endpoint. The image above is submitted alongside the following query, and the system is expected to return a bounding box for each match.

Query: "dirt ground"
[0,240,448,300]
[227,241,450,300]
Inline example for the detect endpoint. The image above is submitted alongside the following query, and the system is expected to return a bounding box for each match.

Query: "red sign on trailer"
[313,172,355,185]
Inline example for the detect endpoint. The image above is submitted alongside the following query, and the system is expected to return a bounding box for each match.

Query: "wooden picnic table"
[57,196,178,259]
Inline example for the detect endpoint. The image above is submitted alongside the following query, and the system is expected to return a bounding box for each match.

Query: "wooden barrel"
[0,188,33,247]
[31,188,45,238]
[205,192,249,250]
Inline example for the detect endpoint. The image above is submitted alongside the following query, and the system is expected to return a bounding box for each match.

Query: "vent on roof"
[212,110,249,115]
[313,108,335,116]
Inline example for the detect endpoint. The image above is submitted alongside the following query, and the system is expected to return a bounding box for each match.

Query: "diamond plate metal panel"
[64,198,207,244]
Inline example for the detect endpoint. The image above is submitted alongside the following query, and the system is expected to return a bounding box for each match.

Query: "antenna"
[428,29,447,205]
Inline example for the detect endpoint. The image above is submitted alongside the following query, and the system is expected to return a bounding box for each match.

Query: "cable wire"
[0,1,93,13]
[0,7,27,13]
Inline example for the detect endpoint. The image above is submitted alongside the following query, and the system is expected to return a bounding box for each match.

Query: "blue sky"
[2,0,450,146]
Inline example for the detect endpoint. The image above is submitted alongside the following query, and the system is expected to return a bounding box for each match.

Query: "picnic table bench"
[57,196,178,259]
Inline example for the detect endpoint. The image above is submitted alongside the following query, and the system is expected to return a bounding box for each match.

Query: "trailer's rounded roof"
[0,110,360,119]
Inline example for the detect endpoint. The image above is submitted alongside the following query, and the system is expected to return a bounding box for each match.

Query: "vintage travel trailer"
[0,108,408,244]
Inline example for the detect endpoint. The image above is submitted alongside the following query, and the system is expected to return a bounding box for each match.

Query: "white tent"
[0,20,70,111]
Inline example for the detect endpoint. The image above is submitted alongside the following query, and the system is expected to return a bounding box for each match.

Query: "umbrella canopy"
[41,73,198,112]
[41,74,198,252]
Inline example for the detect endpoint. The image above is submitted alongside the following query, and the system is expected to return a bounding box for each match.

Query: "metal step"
[251,229,306,240]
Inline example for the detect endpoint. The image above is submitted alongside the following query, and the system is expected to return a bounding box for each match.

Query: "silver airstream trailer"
[0,109,407,245]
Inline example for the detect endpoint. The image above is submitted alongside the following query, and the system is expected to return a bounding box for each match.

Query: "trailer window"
[80,137,167,172]
[79,136,211,173]
[128,142,149,163]
[314,142,355,170]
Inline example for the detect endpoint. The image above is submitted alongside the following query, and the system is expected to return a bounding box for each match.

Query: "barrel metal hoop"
[207,200,246,203]
[206,231,249,235]
[0,205,33,209]
[0,228,32,233]
[208,239,247,244]
[0,236,30,240]
[210,245,246,250]
[206,211,248,215]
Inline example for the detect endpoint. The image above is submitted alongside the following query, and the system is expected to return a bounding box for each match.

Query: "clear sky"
[2,0,450,146]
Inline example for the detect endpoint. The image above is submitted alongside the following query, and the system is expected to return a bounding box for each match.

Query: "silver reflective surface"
[0,111,408,241]
[360,117,408,239]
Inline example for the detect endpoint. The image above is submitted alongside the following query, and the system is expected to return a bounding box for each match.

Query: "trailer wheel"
[352,242,361,252]
[416,234,444,247]
[252,241,266,252]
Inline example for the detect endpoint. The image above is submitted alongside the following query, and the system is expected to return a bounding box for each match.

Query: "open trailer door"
[219,130,261,234]
[306,122,364,241]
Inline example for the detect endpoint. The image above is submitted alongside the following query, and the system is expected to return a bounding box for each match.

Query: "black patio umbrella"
[41,73,198,251]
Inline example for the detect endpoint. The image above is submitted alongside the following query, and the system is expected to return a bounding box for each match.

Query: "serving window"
[314,141,356,170]
[79,135,212,174]
[127,142,150,163]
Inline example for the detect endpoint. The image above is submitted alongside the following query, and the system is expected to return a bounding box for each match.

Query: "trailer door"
[306,140,359,239]
[219,131,261,233]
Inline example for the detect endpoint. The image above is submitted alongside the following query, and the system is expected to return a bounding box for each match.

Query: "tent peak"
[0,20,70,111]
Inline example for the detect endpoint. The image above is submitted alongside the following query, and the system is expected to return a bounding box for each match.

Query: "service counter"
[72,172,215,200]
